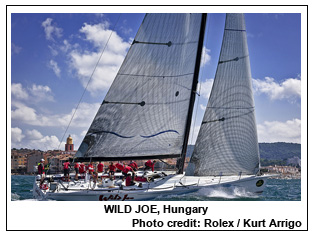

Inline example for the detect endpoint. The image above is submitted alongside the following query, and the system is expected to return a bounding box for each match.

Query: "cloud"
[30,84,54,102]
[11,127,65,150]
[48,59,61,77]
[199,78,214,99]
[11,127,25,143]
[12,83,54,103]
[42,18,63,41]
[48,45,58,56]
[69,22,130,96]
[189,124,201,145]
[253,76,301,102]
[199,104,206,111]
[25,129,43,140]
[257,118,301,143]
[12,101,99,128]
[12,43,22,54]
[11,83,29,100]
[200,47,211,67]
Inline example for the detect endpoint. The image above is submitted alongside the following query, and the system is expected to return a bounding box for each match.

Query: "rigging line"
[57,13,122,150]
[190,13,210,146]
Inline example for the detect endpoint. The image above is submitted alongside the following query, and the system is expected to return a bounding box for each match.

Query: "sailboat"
[33,13,270,201]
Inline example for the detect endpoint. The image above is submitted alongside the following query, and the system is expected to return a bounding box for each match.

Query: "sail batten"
[186,13,260,176]
[76,14,205,160]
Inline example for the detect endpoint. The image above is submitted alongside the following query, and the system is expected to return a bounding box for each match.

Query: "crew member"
[74,162,80,180]
[63,160,71,182]
[115,162,125,172]
[129,161,138,171]
[88,162,96,182]
[144,160,156,172]
[122,165,135,181]
[79,163,86,175]
[97,161,104,174]
[108,162,116,179]
[125,173,135,186]
[38,159,45,185]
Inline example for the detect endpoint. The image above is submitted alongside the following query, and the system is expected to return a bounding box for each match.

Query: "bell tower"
[65,135,74,152]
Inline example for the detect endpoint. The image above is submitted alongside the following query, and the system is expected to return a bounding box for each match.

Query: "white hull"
[33,172,269,201]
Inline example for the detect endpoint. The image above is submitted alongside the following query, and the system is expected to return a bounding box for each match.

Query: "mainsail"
[186,13,260,176]
[76,14,206,161]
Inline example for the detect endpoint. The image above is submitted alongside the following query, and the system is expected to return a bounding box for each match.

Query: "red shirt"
[74,163,79,169]
[88,164,94,173]
[115,163,124,171]
[97,163,104,173]
[123,166,133,174]
[145,160,155,172]
[108,164,116,171]
[63,162,70,170]
[79,164,86,173]
[129,161,138,170]
[125,176,132,186]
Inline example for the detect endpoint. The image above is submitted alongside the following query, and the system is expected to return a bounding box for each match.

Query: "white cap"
[41,159,44,162]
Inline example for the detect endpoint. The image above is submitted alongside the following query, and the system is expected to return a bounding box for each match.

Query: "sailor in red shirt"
[74,162,80,180]
[115,162,125,172]
[63,160,71,181]
[122,166,135,181]
[88,162,96,182]
[88,162,94,174]
[144,160,156,172]
[97,161,104,173]
[108,162,116,178]
[79,163,86,174]
[125,173,135,186]
[129,161,138,171]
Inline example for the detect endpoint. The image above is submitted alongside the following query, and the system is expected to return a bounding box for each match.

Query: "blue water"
[11,175,301,201]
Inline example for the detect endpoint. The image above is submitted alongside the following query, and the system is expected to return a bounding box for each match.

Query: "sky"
[10,12,302,151]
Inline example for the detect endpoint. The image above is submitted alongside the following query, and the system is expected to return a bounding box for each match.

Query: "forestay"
[76,14,204,160]
[186,13,260,176]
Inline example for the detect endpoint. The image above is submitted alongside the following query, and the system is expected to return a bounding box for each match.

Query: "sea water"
[10,175,301,201]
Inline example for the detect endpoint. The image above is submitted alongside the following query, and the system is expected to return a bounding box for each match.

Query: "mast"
[178,13,207,174]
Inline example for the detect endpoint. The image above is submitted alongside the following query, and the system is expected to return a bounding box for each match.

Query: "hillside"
[186,142,301,160]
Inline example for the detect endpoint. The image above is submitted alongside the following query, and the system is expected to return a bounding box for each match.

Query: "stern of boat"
[32,176,47,200]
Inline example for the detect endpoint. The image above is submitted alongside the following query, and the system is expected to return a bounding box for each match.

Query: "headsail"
[76,14,205,161]
[186,13,260,176]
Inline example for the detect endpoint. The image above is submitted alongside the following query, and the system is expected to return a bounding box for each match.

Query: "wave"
[198,186,260,200]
